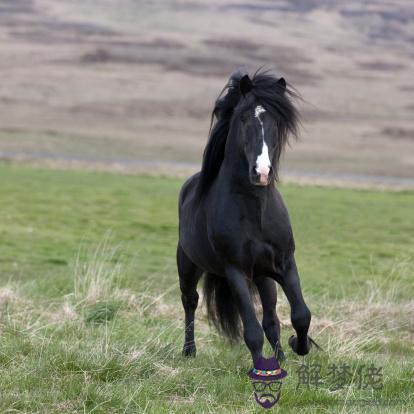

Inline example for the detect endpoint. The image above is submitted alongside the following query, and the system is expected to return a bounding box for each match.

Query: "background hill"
[0,0,413,180]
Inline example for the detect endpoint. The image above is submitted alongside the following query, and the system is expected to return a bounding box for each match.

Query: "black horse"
[177,69,314,366]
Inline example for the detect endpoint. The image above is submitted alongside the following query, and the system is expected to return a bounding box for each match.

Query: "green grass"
[0,163,413,413]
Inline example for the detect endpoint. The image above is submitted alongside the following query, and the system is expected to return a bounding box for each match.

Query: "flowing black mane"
[196,70,300,199]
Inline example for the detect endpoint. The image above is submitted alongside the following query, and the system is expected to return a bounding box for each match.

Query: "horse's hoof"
[182,345,196,357]
[276,348,285,362]
[288,335,310,356]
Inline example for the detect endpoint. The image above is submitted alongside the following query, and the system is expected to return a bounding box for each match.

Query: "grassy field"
[0,163,413,413]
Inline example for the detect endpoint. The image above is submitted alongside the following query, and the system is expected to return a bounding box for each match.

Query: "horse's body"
[177,70,313,366]
[179,171,293,280]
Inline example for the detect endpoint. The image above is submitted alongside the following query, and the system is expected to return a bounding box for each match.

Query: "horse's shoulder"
[179,172,200,206]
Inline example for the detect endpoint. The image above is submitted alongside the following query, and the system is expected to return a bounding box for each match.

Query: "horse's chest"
[210,214,292,276]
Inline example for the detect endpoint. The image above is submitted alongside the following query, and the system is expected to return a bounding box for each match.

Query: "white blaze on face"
[254,105,271,185]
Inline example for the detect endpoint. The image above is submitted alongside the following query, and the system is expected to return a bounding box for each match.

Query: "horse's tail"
[203,273,242,342]
[203,273,257,343]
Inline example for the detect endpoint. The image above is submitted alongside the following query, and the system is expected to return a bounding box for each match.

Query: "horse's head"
[197,70,300,198]
[228,72,299,187]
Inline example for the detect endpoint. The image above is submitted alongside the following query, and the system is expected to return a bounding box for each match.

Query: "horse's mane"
[196,69,300,199]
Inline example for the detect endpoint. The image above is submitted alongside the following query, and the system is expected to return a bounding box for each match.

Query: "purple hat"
[248,356,288,381]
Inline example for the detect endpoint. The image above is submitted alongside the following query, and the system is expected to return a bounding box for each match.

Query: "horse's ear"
[277,77,286,92]
[239,74,253,97]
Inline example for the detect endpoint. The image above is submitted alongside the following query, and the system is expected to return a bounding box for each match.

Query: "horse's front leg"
[225,267,264,365]
[280,256,312,355]
[254,276,284,361]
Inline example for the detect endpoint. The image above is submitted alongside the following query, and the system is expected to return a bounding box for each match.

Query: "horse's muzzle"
[250,166,272,186]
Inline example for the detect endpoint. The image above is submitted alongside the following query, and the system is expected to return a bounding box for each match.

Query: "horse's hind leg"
[281,256,312,356]
[254,276,284,361]
[177,244,202,357]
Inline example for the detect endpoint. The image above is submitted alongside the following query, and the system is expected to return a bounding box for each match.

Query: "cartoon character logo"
[248,356,287,409]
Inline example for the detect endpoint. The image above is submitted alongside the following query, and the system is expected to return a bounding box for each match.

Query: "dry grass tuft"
[169,395,196,405]
[51,298,78,322]
[73,232,124,305]
[0,286,22,307]
[308,276,414,357]
[153,362,181,377]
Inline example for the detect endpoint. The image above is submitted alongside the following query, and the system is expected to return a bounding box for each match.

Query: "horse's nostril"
[268,166,273,176]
